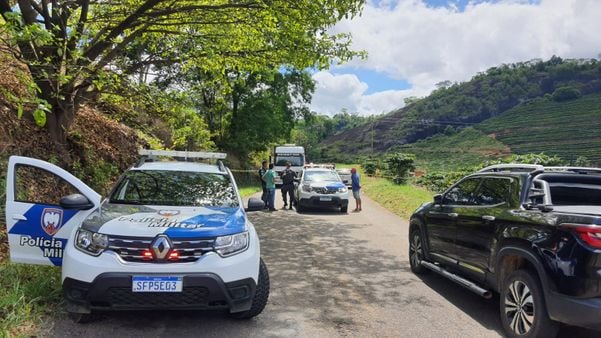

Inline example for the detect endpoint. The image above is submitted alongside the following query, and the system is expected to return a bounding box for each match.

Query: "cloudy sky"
[310,0,601,115]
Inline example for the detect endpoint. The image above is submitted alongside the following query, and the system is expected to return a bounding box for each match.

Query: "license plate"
[132,276,183,292]
[320,196,332,201]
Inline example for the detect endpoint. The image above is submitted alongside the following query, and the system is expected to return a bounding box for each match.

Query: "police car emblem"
[158,210,180,217]
[41,208,64,236]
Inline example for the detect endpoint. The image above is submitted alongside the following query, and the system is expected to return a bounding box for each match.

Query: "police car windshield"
[304,171,340,182]
[110,170,238,207]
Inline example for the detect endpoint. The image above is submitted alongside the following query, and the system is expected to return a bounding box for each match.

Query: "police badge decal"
[40,208,64,236]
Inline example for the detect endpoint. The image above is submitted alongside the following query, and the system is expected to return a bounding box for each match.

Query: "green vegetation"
[0,264,62,336]
[477,93,601,164]
[239,186,262,198]
[395,127,510,171]
[361,176,433,219]
[321,56,601,158]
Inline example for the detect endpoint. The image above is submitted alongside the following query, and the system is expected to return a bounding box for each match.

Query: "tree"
[0,0,365,155]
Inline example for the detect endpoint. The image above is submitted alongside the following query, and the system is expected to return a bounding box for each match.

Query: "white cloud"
[311,0,601,115]
[310,71,427,115]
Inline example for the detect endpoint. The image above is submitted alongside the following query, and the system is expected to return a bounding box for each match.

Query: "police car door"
[5,156,101,266]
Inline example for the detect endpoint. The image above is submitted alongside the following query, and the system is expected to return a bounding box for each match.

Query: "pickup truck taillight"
[561,223,601,249]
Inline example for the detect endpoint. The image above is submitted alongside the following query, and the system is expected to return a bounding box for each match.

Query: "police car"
[294,168,349,213]
[5,150,269,322]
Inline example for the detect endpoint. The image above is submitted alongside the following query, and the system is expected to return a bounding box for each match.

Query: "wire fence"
[230,169,262,188]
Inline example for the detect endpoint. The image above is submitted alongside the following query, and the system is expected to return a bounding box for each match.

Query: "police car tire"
[296,205,305,212]
[231,258,270,319]
[68,312,95,324]
[341,206,348,213]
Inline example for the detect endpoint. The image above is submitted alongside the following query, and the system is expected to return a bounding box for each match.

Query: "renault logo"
[151,235,172,259]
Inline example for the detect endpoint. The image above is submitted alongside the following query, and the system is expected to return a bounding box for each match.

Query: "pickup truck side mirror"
[245,197,265,212]
[433,194,443,205]
[60,193,94,210]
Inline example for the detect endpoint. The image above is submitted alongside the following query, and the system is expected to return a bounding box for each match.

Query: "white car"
[5,150,269,323]
[336,168,352,187]
[294,168,349,213]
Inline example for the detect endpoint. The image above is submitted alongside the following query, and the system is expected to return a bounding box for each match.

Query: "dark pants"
[281,184,295,206]
[261,185,268,207]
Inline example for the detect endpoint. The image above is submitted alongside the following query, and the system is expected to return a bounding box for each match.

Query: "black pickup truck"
[409,164,601,338]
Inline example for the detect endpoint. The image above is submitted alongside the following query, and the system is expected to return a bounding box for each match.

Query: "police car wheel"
[68,312,95,324]
[231,258,270,319]
[341,206,348,213]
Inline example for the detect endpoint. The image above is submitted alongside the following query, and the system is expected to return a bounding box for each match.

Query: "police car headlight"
[75,229,108,256]
[214,231,249,257]
[302,184,311,192]
[338,187,348,193]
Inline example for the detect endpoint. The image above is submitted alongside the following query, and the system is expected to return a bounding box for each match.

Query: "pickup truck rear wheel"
[500,269,558,338]
[409,229,428,274]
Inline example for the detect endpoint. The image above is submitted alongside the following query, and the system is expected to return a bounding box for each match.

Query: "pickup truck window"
[474,177,512,206]
[443,177,481,205]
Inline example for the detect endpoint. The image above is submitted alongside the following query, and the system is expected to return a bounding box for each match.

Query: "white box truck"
[272,145,305,186]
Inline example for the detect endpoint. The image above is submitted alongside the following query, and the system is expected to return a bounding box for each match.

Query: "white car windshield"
[304,171,340,182]
[110,170,239,207]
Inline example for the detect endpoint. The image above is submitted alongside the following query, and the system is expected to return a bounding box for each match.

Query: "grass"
[338,164,434,219]
[477,94,601,164]
[239,185,261,198]
[361,176,434,219]
[0,260,62,337]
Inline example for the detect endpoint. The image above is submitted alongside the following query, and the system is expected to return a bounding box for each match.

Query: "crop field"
[477,94,601,164]
[395,127,510,172]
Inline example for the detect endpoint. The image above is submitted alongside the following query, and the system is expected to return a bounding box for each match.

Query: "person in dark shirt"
[280,162,297,210]
[258,160,268,209]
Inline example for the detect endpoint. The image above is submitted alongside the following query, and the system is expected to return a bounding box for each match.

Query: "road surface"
[49,192,597,337]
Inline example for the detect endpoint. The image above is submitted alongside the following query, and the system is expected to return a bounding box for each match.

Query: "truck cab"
[272,145,305,186]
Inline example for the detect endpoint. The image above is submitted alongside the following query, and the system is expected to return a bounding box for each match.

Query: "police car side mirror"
[246,197,265,212]
[60,193,94,210]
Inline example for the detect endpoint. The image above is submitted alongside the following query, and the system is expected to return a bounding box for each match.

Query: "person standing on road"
[351,168,362,212]
[280,162,297,210]
[258,160,268,209]
[263,163,277,211]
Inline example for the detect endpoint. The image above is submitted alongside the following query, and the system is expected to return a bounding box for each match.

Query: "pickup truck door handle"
[482,215,496,222]
[12,214,27,221]
[447,213,459,218]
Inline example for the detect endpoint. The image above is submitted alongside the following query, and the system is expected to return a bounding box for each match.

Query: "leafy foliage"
[416,153,567,192]
[383,153,416,184]
[552,86,582,102]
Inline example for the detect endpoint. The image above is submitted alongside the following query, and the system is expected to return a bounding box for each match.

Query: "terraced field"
[477,94,601,164]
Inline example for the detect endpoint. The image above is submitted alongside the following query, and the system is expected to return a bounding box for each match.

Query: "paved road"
[49,192,598,337]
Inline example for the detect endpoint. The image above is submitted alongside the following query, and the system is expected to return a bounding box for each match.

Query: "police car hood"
[307,181,346,189]
[82,202,246,238]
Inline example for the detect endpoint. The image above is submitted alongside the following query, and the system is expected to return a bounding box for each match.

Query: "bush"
[383,153,415,184]
[574,156,591,167]
[552,86,581,102]
[362,159,379,176]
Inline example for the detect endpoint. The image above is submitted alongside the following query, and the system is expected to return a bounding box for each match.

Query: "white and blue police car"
[5,150,268,322]
[294,168,349,213]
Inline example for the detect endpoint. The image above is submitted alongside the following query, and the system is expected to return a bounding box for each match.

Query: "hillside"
[320,57,601,159]
[477,93,601,163]
[393,127,511,171]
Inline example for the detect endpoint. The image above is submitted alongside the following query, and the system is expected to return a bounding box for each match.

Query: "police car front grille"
[108,286,210,307]
[107,236,215,263]
[311,187,337,194]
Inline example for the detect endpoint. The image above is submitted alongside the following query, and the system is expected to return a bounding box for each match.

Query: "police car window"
[275,155,303,166]
[14,165,81,205]
[304,171,340,182]
[474,177,511,206]
[443,178,481,205]
[110,170,238,207]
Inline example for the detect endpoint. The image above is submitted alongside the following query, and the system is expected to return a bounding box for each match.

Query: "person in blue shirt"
[351,168,362,212]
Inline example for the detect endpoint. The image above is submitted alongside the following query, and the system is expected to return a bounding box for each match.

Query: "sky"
[310,0,601,116]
